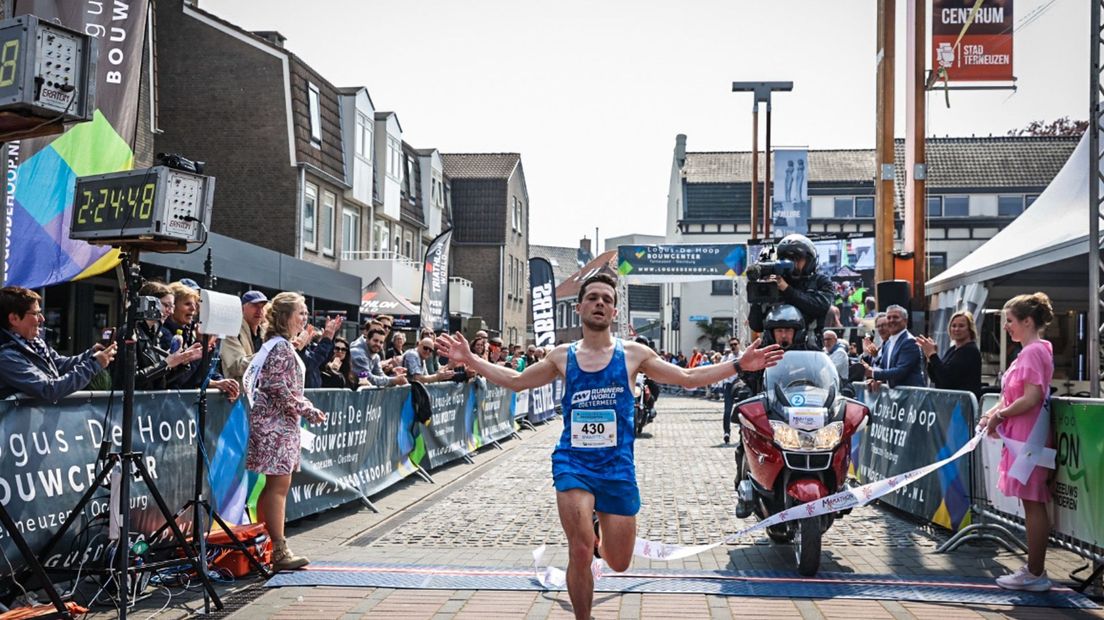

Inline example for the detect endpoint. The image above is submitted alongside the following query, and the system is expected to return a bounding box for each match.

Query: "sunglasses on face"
[334,347,348,352]
[420,346,433,352]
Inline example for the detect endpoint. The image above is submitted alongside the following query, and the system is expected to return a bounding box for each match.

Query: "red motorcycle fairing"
[786,477,830,504]
[735,396,771,437]
[842,399,869,437]
[831,439,851,483]
[741,427,784,489]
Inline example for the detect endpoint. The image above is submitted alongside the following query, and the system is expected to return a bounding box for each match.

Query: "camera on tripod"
[745,258,795,305]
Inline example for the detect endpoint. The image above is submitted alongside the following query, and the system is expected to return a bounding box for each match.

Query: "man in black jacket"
[747,234,833,349]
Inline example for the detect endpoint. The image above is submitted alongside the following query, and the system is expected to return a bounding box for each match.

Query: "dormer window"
[307,83,322,147]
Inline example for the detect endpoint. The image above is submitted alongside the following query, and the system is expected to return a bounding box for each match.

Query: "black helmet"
[764,304,806,347]
[775,234,818,275]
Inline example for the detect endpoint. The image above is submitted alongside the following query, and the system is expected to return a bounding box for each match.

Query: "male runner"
[437,273,783,620]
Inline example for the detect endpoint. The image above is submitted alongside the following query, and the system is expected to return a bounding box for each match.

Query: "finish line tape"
[534,429,987,588]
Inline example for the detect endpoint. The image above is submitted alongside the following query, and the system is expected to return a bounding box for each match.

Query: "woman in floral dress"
[245,292,326,571]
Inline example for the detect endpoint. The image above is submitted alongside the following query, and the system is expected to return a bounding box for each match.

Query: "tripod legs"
[0,504,72,619]
[128,454,224,610]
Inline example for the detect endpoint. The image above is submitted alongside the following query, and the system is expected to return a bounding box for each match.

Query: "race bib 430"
[571,410,617,448]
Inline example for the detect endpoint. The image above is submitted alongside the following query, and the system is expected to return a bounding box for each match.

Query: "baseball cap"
[489,337,504,348]
[241,290,268,305]
[179,278,201,291]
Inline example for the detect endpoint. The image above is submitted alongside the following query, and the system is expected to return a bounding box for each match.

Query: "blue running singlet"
[551,339,636,483]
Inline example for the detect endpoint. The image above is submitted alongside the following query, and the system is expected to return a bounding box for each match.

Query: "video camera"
[745,258,795,305]
[136,295,163,321]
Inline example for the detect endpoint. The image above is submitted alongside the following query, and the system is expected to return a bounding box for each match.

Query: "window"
[303,182,318,250]
[307,83,322,146]
[711,280,735,296]
[944,195,969,217]
[855,197,874,218]
[833,197,853,218]
[355,113,372,160]
[1026,194,1039,208]
[387,137,402,180]
[928,252,948,277]
[403,230,413,258]
[392,223,402,255]
[926,196,943,217]
[320,191,336,256]
[373,220,389,252]
[342,207,361,255]
[998,195,1024,217]
[406,156,417,200]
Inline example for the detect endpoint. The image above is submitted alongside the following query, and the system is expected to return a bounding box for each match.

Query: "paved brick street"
[95,396,1102,619]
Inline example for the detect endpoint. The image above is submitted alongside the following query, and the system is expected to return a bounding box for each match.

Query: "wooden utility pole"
[905,0,927,314]
[875,0,896,285]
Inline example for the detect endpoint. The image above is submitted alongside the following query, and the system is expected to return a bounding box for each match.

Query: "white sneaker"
[996,565,1052,592]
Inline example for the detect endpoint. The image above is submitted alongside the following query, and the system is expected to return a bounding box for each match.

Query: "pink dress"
[997,339,1054,502]
[246,339,319,475]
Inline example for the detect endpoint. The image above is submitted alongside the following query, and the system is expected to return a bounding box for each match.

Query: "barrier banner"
[0,391,204,572]
[528,383,556,424]
[475,382,515,447]
[284,389,418,521]
[514,389,530,419]
[616,244,747,283]
[1050,399,1103,547]
[421,383,476,470]
[856,386,976,530]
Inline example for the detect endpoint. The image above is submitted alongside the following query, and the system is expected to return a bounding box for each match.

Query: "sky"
[201,0,1087,250]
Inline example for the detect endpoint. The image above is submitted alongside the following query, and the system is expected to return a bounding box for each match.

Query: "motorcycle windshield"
[763,351,840,409]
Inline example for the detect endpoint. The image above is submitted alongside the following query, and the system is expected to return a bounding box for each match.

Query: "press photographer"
[745,234,833,349]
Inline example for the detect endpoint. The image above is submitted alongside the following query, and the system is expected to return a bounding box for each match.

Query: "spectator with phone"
[0,286,117,401]
[291,314,343,389]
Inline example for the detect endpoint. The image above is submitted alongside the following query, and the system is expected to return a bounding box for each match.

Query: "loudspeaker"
[876,280,911,312]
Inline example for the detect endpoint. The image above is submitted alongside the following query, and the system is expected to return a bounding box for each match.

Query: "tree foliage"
[1007,117,1088,137]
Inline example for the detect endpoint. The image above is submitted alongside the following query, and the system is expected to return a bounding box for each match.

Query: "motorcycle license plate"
[786,407,826,430]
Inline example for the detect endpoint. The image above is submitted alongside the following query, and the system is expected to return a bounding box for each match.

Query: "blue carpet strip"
[265,561,1098,609]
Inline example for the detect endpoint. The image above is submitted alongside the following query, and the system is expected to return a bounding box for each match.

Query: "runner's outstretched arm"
[636,338,783,389]
[436,332,560,391]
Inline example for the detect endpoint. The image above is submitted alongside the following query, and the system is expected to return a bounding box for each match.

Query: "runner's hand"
[736,339,783,372]
[436,332,475,365]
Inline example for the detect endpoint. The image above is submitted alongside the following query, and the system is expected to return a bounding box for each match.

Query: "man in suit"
[0,286,116,401]
[863,304,924,388]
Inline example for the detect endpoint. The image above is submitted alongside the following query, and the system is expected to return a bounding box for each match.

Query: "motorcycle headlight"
[769,420,803,450]
[769,420,844,451]
[811,421,844,450]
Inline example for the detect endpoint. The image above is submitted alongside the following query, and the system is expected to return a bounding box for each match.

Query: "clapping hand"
[915,335,937,358]
[323,314,344,339]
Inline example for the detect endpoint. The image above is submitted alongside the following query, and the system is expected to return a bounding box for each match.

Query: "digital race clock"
[69,166,215,248]
[0,15,95,140]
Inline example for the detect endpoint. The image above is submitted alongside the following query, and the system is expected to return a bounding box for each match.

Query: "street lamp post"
[732,82,793,240]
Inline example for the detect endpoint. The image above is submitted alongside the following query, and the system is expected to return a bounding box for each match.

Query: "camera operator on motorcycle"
[747,234,834,350]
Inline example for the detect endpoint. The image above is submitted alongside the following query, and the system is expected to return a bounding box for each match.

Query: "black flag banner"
[420,229,452,331]
[529,257,557,347]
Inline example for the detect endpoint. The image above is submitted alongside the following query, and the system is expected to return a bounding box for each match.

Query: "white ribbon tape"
[997,399,1056,485]
[534,430,986,586]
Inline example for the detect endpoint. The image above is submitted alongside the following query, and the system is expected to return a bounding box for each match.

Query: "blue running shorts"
[554,472,641,516]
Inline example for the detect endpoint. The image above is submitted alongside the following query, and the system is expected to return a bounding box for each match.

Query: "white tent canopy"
[926,129,1102,296]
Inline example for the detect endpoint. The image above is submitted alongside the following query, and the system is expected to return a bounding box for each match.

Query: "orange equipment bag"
[205,522,271,578]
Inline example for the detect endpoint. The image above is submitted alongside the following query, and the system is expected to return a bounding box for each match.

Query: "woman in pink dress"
[980,292,1054,592]
[246,292,326,571]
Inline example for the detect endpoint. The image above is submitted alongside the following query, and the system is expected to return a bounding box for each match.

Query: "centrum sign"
[616,244,747,283]
[932,0,1014,83]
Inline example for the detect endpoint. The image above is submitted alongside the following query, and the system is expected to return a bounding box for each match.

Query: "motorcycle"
[732,351,869,576]
[633,374,658,437]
